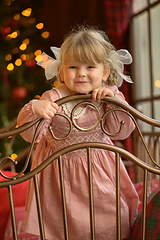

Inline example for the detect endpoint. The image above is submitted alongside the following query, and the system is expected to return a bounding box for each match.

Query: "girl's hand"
[92,87,114,102]
[33,100,58,120]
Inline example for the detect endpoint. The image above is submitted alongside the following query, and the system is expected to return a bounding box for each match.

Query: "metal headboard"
[0,94,160,240]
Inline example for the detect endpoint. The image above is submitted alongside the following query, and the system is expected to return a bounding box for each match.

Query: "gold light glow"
[15,58,22,66]
[11,153,18,160]
[155,80,160,88]
[12,48,19,54]
[21,8,32,17]
[25,54,30,60]
[36,23,44,30]
[20,54,27,61]
[34,50,42,56]
[13,14,20,21]
[36,54,49,62]
[19,43,27,51]
[5,0,11,6]
[11,31,19,38]
[5,54,12,61]
[34,95,41,99]
[6,34,12,40]
[41,31,49,38]
[35,55,42,62]
[7,63,14,71]
[22,38,30,45]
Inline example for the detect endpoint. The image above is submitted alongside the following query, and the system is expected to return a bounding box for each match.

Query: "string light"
[36,23,44,30]
[5,54,12,61]
[7,63,14,71]
[35,55,43,62]
[22,38,30,45]
[34,95,41,99]
[19,43,27,51]
[3,5,50,73]
[34,50,42,56]
[13,13,20,21]
[20,54,27,61]
[11,30,19,38]
[25,54,30,60]
[12,47,19,54]
[5,0,11,6]
[11,153,18,160]
[15,58,22,66]
[41,31,49,38]
[21,8,32,17]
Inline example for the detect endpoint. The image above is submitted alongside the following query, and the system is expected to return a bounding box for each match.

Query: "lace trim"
[54,84,103,119]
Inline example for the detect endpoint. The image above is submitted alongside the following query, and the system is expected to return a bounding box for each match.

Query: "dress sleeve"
[17,89,59,143]
[104,85,135,140]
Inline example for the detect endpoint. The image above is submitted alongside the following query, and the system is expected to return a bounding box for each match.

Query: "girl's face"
[60,60,110,94]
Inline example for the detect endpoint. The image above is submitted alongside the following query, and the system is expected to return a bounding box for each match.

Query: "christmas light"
[20,54,27,61]
[5,0,11,6]
[34,50,42,56]
[25,54,30,60]
[12,47,18,54]
[5,54,12,61]
[7,63,14,71]
[11,153,18,160]
[36,23,44,30]
[13,13,20,21]
[22,38,30,45]
[11,30,19,38]
[15,58,22,66]
[21,8,32,17]
[41,31,49,38]
[35,55,43,62]
[19,43,27,51]
[34,95,41,99]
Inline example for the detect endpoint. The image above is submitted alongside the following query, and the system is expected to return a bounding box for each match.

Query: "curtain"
[104,0,135,181]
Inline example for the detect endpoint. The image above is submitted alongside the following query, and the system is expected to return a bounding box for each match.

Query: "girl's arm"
[17,90,58,143]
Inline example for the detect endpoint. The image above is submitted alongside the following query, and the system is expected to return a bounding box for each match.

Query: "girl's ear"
[59,67,64,82]
[102,67,110,82]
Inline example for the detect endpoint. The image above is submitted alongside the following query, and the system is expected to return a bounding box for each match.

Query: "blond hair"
[57,26,118,85]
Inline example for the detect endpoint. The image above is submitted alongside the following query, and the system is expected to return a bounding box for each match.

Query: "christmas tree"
[0,0,51,170]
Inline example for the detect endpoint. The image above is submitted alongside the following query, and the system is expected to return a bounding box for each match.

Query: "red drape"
[104,0,135,181]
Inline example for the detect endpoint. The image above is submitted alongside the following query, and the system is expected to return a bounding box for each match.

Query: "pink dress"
[17,84,139,240]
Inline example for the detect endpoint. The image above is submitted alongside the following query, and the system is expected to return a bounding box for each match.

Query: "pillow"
[129,187,160,240]
[0,171,28,240]
[4,206,40,240]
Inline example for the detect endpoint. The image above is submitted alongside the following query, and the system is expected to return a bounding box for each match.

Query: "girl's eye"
[69,66,76,69]
[88,66,94,69]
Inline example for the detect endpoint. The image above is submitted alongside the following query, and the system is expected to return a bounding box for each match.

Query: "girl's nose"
[76,69,87,77]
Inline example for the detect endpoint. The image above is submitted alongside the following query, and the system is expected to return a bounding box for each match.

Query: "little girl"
[18,26,139,240]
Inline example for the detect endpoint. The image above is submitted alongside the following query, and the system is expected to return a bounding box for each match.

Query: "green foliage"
[0,0,51,168]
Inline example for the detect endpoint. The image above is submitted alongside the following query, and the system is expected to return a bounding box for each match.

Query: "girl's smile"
[60,61,110,94]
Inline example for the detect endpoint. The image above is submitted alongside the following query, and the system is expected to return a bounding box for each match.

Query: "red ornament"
[1,26,11,37]
[7,17,19,28]
[11,86,28,100]
[25,59,36,70]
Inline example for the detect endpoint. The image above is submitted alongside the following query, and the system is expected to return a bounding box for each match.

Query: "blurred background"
[0,0,160,181]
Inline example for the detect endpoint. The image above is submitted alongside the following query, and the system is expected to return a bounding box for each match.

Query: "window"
[131,0,160,132]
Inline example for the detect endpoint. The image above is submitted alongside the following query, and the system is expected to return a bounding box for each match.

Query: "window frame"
[130,0,160,131]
